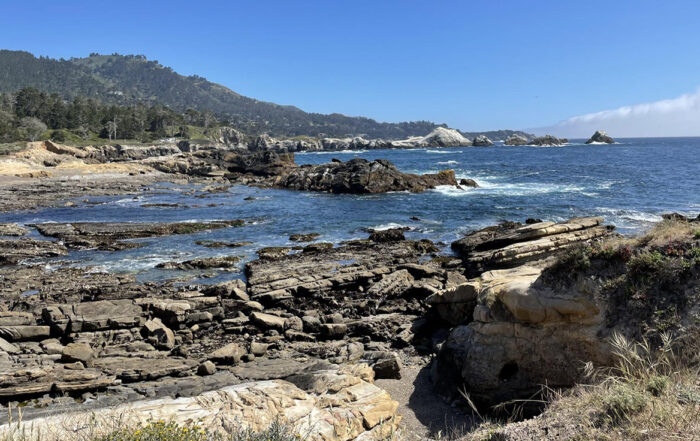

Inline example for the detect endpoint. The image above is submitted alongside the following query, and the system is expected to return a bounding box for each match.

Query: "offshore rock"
[530,135,568,146]
[585,130,615,144]
[504,134,529,146]
[277,158,458,194]
[472,135,494,146]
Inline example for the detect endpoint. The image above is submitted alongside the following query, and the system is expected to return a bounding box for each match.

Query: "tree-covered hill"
[0,50,529,140]
[0,50,444,138]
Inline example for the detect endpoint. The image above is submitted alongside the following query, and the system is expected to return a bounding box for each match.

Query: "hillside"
[0,50,529,140]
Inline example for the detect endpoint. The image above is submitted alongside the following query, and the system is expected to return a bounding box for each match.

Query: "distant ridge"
[0,50,530,140]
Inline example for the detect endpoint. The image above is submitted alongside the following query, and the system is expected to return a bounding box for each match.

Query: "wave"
[594,207,662,224]
[425,150,452,154]
[300,149,368,155]
[437,160,458,165]
[368,222,409,231]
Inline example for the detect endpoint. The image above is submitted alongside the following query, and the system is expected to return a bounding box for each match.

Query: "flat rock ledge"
[0,363,400,441]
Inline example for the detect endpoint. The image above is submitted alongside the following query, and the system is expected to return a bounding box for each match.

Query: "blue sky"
[2,0,700,135]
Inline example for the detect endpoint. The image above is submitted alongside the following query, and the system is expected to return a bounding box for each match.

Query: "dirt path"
[376,365,475,440]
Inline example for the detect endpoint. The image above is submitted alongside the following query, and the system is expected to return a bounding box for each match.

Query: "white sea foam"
[594,207,662,224]
[425,149,452,154]
[437,160,458,165]
[301,149,368,155]
[369,222,409,231]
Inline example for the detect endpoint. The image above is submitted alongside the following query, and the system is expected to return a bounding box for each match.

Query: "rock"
[250,312,286,331]
[459,178,479,188]
[530,135,568,146]
[156,256,240,270]
[257,247,290,260]
[426,282,479,325]
[4,365,401,441]
[366,352,402,379]
[419,127,472,147]
[472,135,494,146]
[209,343,245,365]
[43,300,143,333]
[278,158,457,194]
[320,323,348,340]
[367,269,415,297]
[504,134,529,146]
[433,265,607,405]
[91,357,197,382]
[61,343,95,365]
[585,130,615,144]
[451,217,614,276]
[369,227,406,243]
[249,342,268,357]
[0,239,68,265]
[197,361,217,376]
[32,221,243,250]
[289,233,320,242]
[202,279,249,301]
[0,326,50,342]
[0,223,28,236]
[303,243,333,253]
[141,318,176,350]
[0,337,19,354]
[284,316,304,332]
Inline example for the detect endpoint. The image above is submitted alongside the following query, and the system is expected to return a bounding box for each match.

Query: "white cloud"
[537,88,700,138]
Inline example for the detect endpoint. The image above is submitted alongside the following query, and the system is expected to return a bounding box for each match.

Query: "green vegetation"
[0,50,442,139]
[0,50,531,140]
[0,86,221,144]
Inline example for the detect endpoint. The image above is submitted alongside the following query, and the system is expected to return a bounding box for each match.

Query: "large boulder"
[420,127,472,147]
[472,135,494,146]
[585,130,615,144]
[504,134,529,146]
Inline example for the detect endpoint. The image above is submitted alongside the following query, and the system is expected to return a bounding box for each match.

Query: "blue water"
[1,138,698,281]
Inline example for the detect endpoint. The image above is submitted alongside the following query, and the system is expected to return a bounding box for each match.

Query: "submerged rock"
[585,130,615,144]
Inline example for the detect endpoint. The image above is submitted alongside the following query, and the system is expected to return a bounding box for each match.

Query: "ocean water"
[1,137,698,281]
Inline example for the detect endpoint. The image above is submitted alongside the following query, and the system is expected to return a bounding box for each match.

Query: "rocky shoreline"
[1,208,695,440]
[0,136,695,440]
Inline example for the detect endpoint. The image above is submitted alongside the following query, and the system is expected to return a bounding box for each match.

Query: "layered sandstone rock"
[0,364,400,441]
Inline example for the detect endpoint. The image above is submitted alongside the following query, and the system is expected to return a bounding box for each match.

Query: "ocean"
[1,137,698,281]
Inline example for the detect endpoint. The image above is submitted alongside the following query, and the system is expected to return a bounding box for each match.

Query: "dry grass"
[638,218,698,248]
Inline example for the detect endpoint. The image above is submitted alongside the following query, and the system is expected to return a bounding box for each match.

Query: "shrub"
[96,421,211,441]
[646,375,669,396]
[601,383,647,424]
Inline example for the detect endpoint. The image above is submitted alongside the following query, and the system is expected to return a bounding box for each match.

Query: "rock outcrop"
[530,135,568,146]
[451,217,614,276]
[276,158,459,194]
[0,364,401,441]
[472,135,494,146]
[433,217,699,407]
[418,127,472,147]
[504,134,529,146]
[585,130,615,144]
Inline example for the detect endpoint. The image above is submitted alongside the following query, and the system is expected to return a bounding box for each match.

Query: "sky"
[2,0,700,137]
